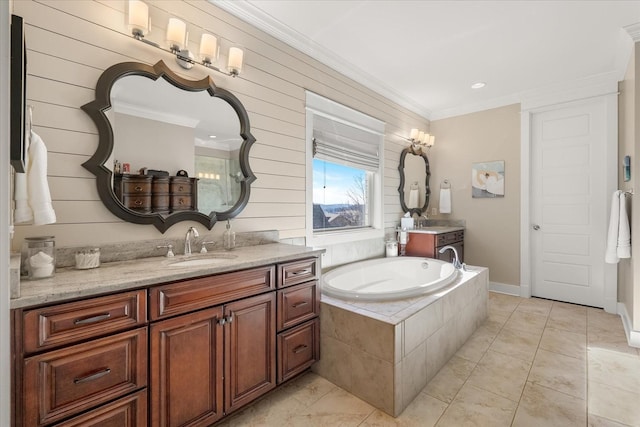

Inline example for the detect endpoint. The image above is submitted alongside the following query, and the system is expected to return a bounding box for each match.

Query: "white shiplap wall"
[11,0,428,252]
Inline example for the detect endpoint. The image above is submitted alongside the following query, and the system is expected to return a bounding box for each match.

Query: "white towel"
[13,130,56,225]
[407,188,419,208]
[439,188,452,214]
[617,192,631,259]
[605,190,622,263]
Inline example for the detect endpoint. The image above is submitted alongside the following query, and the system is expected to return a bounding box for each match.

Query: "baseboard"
[489,282,521,297]
[617,303,640,348]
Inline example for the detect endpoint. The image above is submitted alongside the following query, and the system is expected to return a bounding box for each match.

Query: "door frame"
[520,85,619,313]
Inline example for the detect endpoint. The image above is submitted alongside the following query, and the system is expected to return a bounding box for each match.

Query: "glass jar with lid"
[24,236,56,280]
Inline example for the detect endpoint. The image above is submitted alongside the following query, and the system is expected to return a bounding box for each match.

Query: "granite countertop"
[408,226,465,235]
[11,243,325,310]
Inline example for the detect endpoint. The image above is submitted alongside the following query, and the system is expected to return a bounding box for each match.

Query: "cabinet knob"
[533,224,541,231]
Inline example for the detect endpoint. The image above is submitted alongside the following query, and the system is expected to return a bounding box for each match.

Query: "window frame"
[305,92,385,247]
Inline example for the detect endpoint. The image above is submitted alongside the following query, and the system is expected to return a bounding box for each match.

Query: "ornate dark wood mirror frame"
[398,147,431,217]
[81,60,256,232]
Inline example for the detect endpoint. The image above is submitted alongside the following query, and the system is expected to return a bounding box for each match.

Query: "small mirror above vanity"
[82,60,256,232]
[398,147,431,217]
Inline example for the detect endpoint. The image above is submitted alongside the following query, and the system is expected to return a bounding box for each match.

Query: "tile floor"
[216,292,640,426]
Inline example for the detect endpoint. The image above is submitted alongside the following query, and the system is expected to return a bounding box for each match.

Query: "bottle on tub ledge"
[398,227,409,256]
[223,219,236,251]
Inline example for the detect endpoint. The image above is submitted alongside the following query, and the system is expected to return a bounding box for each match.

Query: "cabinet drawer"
[435,231,463,246]
[277,258,319,288]
[169,194,192,210]
[122,195,151,211]
[23,290,147,353]
[277,282,319,331]
[23,328,148,427]
[277,319,320,383]
[53,389,147,427]
[121,178,152,194]
[149,265,275,320]
[169,178,192,194]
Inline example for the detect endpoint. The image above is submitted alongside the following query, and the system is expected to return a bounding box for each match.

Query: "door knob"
[533,224,540,230]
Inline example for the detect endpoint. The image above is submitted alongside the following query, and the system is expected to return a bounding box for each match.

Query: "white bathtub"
[321,257,458,301]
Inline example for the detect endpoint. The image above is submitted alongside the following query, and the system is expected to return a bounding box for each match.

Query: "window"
[306,92,385,245]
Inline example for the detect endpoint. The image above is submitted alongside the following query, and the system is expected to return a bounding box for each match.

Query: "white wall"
[1,1,12,424]
[11,0,428,250]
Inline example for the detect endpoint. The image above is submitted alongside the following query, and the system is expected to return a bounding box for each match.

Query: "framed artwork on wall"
[472,160,504,198]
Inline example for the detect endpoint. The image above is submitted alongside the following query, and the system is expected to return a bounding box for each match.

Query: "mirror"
[398,147,431,217]
[82,61,256,232]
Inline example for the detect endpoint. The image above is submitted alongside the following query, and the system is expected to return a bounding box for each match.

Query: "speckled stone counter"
[11,243,324,309]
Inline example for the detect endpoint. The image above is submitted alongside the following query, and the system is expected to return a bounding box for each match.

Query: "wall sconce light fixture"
[127,0,243,77]
[408,128,435,152]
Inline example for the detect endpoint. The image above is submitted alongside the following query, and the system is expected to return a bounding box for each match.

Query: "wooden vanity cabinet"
[276,258,320,383]
[13,256,320,427]
[149,266,277,427]
[14,290,148,427]
[405,230,465,262]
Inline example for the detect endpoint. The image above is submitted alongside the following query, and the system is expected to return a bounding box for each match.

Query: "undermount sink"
[166,254,237,268]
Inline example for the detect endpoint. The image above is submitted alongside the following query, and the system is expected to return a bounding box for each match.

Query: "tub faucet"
[438,245,466,270]
[184,226,199,255]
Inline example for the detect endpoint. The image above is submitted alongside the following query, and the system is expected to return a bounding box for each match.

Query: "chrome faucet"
[438,245,466,270]
[184,226,200,255]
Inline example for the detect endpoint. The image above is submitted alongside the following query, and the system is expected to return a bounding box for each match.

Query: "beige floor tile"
[552,300,588,315]
[435,383,517,427]
[484,309,510,334]
[539,326,587,360]
[588,414,633,427]
[512,382,586,427]
[216,386,307,427]
[589,381,640,426]
[489,292,522,314]
[466,350,531,402]
[455,325,497,363]
[514,297,553,317]
[291,387,376,426]
[588,326,639,356]
[490,327,541,362]
[504,310,548,336]
[588,347,640,394]
[528,348,586,399]
[278,372,338,407]
[423,355,476,403]
[548,304,587,335]
[588,308,624,331]
[360,393,448,427]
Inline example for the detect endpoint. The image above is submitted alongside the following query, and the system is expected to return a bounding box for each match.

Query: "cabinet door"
[224,293,276,414]
[150,307,224,427]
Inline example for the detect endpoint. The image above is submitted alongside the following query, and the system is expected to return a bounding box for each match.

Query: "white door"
[530,97,611,307]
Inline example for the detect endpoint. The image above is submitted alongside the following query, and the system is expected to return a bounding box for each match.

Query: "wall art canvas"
[472,160,505,198]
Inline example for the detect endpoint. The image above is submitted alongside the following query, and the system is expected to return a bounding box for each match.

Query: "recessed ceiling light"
[471,82,486,89]
[208,135,217,138]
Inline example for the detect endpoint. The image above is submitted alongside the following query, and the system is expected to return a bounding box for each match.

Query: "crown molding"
[624,22,640,42]
[211,0,431,119]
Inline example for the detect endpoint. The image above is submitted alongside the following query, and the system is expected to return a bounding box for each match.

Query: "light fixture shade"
[420,132,430,144]
[410,128,419,140]
[228,46,244,75]
[417,131,425,142]
[166,18,186,50]
[128,0,149,37]
[427,135,435,147]
[200,33,219,64]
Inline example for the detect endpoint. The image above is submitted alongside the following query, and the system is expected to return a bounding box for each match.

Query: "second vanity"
[10,243,323,427]
[405,226,465,262]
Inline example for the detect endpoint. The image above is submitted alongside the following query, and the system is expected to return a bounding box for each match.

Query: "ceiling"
[213,0,640,120]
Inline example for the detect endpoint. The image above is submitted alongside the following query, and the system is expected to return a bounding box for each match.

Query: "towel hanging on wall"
[605,190,631,263]
[13,109,57,225]
[439,180,452,214]
[617,191,631,259]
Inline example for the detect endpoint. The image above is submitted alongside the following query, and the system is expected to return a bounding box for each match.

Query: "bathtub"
[321,257,458,301]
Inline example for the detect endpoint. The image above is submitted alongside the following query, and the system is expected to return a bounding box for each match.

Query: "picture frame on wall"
[472,160,505,198]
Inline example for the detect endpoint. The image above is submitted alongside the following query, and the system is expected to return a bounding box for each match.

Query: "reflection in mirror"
[109,75,242,214]
[81,61,255,232]
[398,148,431,217]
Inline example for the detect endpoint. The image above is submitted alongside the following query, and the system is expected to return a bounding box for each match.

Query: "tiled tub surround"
[313,266,488,417]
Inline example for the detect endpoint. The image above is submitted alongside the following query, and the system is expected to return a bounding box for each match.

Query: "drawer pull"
[292,344,308,354]
[74,313,111,325]
[290,269,311,276]
[74,368,111,384]
[134,186,143,192]
[292,301,308,308]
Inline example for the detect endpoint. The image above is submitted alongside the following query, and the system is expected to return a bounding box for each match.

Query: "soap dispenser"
[223,220,236,251]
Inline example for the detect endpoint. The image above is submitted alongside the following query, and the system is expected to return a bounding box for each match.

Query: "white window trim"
[305,92,385,247]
